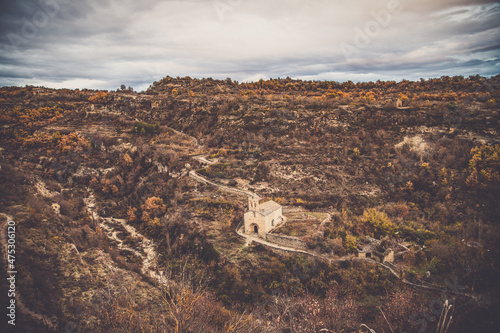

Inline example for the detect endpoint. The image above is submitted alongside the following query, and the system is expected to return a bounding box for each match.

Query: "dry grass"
[273,211,328,237]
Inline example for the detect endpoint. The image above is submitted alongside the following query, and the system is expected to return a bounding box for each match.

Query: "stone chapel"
[244,196,283,238]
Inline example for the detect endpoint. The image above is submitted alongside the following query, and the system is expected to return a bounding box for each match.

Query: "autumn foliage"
[141,196,166,223]
[88,91,109,103]
[466,144,500,189]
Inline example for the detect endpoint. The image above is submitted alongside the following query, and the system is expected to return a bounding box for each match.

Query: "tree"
[141,196,166,223]
[345,232,357,253]
[466,144,500,189]
[123,153,133,166]
[162,284,205,333]
[362,209,396,237]
[88,91,108,103]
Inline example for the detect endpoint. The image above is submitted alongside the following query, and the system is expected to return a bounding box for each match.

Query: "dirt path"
[83,193,168,285]
[123,124,475,298]
[189,170,353,260]
[76,124,473,298]
[187,165,476,298]
[189,170,259,199]
[317,213,331,237]
[170,128,199,147]
[192,155,216,165]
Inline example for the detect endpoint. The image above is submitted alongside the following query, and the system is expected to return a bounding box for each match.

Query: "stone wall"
[383,250,395,263]
[265,233,307,250]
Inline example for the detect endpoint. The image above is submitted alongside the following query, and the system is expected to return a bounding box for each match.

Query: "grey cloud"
[0,0,498,90]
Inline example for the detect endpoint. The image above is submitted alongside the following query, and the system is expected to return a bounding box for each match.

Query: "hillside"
[0,75,499,332]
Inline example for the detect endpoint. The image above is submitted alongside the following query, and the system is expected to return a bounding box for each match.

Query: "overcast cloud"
[0,0,499,91]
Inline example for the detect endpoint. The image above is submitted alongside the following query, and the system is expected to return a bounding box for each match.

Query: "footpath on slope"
[83,193,168,286]
[189,170,259,199]
[187,156,476,298]
[189,170,382,263]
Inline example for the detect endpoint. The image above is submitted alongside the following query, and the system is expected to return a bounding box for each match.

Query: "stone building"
[357,238,395,263]
[244,196,283,238]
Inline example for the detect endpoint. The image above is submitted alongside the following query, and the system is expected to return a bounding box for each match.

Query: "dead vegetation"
[0,75,499,332]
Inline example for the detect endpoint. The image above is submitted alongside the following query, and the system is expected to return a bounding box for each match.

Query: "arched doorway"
[253,225,258,234]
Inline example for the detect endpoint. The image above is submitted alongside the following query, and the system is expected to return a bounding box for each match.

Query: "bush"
[399,225,437,244]
[88,91,108,103]
[362,209,396,237]
[344,233,357,253]
[466,144,500,189]
[132,121,160,136]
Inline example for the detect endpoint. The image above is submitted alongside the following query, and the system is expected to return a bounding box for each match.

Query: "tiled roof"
[257,200,281,216]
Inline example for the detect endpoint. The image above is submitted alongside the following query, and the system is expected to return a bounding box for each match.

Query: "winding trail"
[170,128,199,147]
[317,213,332,237]
[53,122,477,304]
[189,166,358,260]
[192,154,216,165]
[189,166,352,259]
[189,170,259,199]
[186,159,476,298]
[83,193,168,285]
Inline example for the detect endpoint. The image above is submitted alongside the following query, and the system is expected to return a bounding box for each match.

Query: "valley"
[1,75,499,332]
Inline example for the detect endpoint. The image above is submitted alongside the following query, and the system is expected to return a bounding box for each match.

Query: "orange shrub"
[88,91,108,103]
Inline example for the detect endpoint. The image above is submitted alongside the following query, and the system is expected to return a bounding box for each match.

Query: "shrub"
[399,225,437,244]
[399,93,409,105]
[351,147,361,159]
[141,196,166,222]
[88,91,108,103]
[123,153,133,166]
[132,121,160,136]
[362,209,396,237]
[344,233,357,253]
[447,101,458,110]
[466,144,500,189]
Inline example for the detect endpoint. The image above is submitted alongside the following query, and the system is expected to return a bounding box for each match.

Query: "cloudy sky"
[0,0,499,91]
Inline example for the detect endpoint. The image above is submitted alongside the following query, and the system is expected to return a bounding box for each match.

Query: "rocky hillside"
[0,75,499,332]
